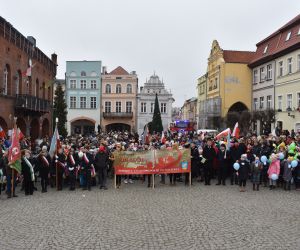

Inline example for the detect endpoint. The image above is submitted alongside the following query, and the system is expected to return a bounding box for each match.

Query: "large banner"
[114,148,191,175]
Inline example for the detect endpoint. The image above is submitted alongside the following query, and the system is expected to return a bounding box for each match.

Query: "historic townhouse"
[101,66,138,132]
[65,61,102,135]
[249,14,300,133]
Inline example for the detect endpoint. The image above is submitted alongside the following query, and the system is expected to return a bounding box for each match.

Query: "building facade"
[181,97,198,123]
[249,14,300,133]
[197,74,207,128]
[65,61,101,135]
[0,16,57,139]
[137,74,174,135]
[101,66,138,132]
[200,40,254,130]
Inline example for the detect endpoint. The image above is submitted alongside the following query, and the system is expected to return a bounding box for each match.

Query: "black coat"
[238,160,250,180]
[94,151,108,170]
[203,146,216,163]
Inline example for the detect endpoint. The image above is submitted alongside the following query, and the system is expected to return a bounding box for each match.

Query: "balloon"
[261,155,267,163]
[271,174,278,180]
[278,153,284,160]
[233,163,240,171]
[291,160,298,168]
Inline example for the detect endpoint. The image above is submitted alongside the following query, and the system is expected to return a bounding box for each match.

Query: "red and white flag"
[0,126,6,138]
[161,132,166,144]
[216,128,231,140]
[232,122,240,139]
[18,128,24,140]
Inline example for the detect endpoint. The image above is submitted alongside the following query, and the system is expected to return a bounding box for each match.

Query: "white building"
[65,61,102,135]
[137,74,174,135]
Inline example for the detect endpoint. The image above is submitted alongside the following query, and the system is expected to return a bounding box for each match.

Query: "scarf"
[83,153,89,164]
[42,155,49,167]
[24,157,35,181]
[69,154,75,165]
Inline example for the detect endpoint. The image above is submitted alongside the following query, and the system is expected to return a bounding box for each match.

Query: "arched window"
[81,71,86,77]
[42,82,46,99]
[126,84,132,93]
[36,78,39,97]
[105,84,111,94]
[116,84,122,94]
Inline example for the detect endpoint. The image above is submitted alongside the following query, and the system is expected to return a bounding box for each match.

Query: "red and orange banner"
[113,148,191,175]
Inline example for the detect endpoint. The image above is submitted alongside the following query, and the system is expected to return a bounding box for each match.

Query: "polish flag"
[232,122,240,139]
[18,128,24,140]
[161,132,166,144]
[216,128,231,140]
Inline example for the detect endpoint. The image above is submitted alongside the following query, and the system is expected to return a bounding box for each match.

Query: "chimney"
[51,53,57,65]
[140,86,143,92]
[131,71,136,75]
[102,66,107,74]
[27,36,36,47]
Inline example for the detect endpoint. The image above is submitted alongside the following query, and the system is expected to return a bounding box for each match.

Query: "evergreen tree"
[150,93,163,134]
[53,83,68,138]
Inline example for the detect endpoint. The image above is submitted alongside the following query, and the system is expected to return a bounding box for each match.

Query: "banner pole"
[152,174,155,189]
[114,174,117,189]
[56,159,58,191]
[189,171,192,187]
[12,169,14,197]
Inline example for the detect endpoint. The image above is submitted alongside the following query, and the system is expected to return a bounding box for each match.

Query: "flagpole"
[55,117,58,191]
[11,117,17,197]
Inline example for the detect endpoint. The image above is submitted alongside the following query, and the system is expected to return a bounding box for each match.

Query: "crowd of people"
[0,129,300,199]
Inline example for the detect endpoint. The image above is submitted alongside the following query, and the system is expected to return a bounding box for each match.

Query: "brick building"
[0,16,57,139]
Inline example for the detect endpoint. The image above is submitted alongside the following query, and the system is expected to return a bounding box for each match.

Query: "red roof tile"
[249,14,300,67]
[223,50,255,64]
[108,66,129,75]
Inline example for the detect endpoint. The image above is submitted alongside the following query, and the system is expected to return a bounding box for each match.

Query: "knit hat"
[99,145,106,152]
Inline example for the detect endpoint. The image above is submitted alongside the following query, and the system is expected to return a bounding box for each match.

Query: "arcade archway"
[105,123,131,132]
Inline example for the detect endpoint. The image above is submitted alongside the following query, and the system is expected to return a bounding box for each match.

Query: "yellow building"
[201,40,254,129]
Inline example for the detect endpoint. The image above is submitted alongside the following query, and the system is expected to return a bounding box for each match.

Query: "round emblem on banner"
[12,147,19,156]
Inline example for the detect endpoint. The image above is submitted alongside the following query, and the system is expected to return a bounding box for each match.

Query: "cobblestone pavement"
[0,178,299,250]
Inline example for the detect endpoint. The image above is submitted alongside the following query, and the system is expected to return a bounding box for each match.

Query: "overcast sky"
[1,0,300,106]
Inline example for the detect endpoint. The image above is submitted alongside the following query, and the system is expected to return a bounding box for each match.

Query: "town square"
[1,1,300,249]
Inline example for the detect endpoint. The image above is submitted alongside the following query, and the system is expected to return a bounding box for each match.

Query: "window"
[116,84,122,94]
[259,96,264,109]
[278,61,283,77]
[70,80,76,89]
[141,102,146,113]
[105,101,111,113]
[286,31,291,41]
[267,95,272,109]
[260,67,265,82]
[253,98,258,111]
[105,84,111,93]
[253,70,258,84]
[116,77,122,80]
[70,96,76,109]
[81,71,86,77]
[213,78,218,89]
[263,45,268,54]
[90,97,96,109]
[126,84,132,93]
[298,54,300,71]
[91,80,97,89]
[80,80,87,89]
[150,103,154,113]
[278,96,282,110]
[287,58,292,74]
[3,66,8,95]
[267,64,272,80]
[116,101,121,113]
[80,97,86,109]
[126,101,132,113]
[287,94,293,109]
[160,103,166,113]
[297,93,300,108]
[147,89,150,94]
